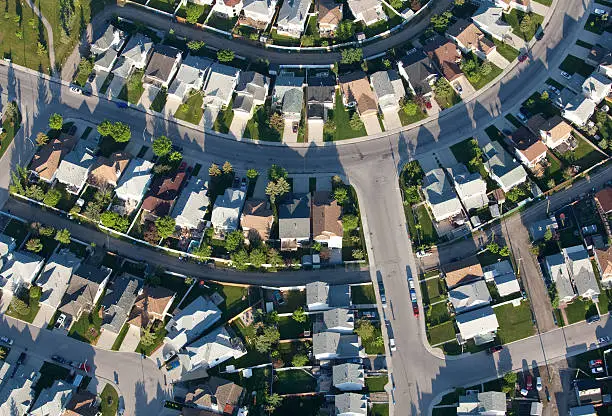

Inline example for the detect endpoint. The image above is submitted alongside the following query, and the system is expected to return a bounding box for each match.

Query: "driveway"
[308,120,324,143]
[382,109,402,130]
[452,75,476,98]
[90,71,109,94]
[139,84,159,111]
[32,303,56,328]
[203,107,219,129]
[283,119,298,143]
[96,329,118,350]
[164,97,182,117]
[107,76,126,99]
[119,324,141,352]
[289,175,309,193]
[362,113,383,135]
[0,292,12,313]
[488,50,510,69]
[228,112,251,139]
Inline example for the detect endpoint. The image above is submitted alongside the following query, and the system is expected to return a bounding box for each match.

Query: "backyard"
[557,136,606,171]
[118,70,145,104]
[494,301,535,344]
[278,315,311,339]
[273,369,317,394]
[273,396,325,416]
[206,13,238,32]
[174,91,204,124]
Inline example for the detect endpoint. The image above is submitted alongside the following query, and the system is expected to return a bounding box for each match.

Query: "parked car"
[416,250,432,258]
[525,374,533,390]
[16,352,26,366]
[0,336,13,345]
[487,345,503,354]
[410,292,417,302]
[412,303,419,316]
[520,388,528,397]
[408,280,415,290]
[598,336,610,344]
[560,71,571,80]
[592,366,604,374]
[273,291,285,305]
[116,101,128,109]
[69,86,81,94]
[589,359,603,367]
[595,8,606,15]
[535,30,544,40]
[454,83,463,94]
[55,314,66,329]
[88,72,96,83]
[517,112,528,122]
[240,177,247,192]
[51,355,66,364]
[292,122,299,133]
[518,54,528,63]
[389,338,396,351]
[536,377,542,391]
[587,315,601,324]
[549,86,560,95]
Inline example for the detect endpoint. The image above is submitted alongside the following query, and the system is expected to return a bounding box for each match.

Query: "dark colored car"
[412,303,419,316]
[518,54,528,62]
[88,73,96,83]
[587,315,601,324]
[487,345,503,354]
[51,355,66,364]
[535,30,544,40]
[116,102,128,109]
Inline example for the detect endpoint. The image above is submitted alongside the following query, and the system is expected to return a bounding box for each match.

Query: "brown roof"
[539,115,572,142]
[142,170,187,216]
[339,71,378,116]
[510,126,547,163]
[595,187,612,213]
[595,246,612,281]
[442,257,483,288]
[88,152,130,188]
[454,22,495,56]
[430,41,463,82]
[185,377,244,413]
[224,0,242,6]
[29,134,77,181]
[317,0,342,27]
[312,191,343,240]
[241,199,274,241]
[144,45,179,83]
[64,391,99,416]
[127,285,175,328]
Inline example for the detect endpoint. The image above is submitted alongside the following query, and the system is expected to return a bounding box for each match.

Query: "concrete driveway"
[203,107,219,129]
[382,109,402,130]
[308,120,324,143]
[452,75,476,98]
[90,71,109,94]
[32,303,56,328]
[139,84,160,111]
[283,119,299,143]
[165,97,182,117]
[362,113,383,135]
[96,329,117,350]
[488,50,510,69]
[107,76,126,99]
[289,175,309,193]
[229,111,251,139]
[119,324,141,352]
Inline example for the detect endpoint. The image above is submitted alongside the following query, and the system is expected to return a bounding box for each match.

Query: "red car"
[525,374,533,390]
[518,54,528,62]
[412,303,419,316]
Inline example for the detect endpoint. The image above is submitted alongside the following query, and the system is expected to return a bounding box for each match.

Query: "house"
[483,260,520,297]
[273,73,304,107]
[242,0,277,28]
[307,74,336,126]
[210,188,246,235]
[203,63,241,110]
[429,41,463,83]
[586,45,612,67]
[528,216,558,241]
[313,332,364,360]
[143,45,182,89]
[455,305,499,345]
[91,25,126,56]
[127,285,176,328]
[0,370,36,416]
[509,126,548,169]
[168,55,213,103]
[312,191,343,249]
[569,405,597,416]
[184,377,244,414]
[59,263,112,321]
[482,141,528,192]
[370,70,405,113]
[276,0,311,38]
[37,250,81,310]
[449,280,492,314]
[545,253,576,303]
[574,379,602,406]
[181,326,246,372]
[212,0,244,18]
[321,308,354,333]
[29,133,77,182]
[582,72,612,104]
[306,281,350,311]
[172,178,210,231]
[339,71,378,117]
[527,114,573,149]
[457,391,506,416]
[0,251,44,296]
[101,274,143,336]
[240,199,274,242]
[0,234,16,257]
[443,258,484,288]
[595,187,612,214]
[164,296,222,351]
[562,96,596,127]
[332,364,365,391]
[64,390,100,416]
[594,246,612,286]
[94,48,119,73]
[595,47,612,79]
[114,158,155,206]
[233,71,270,115]
[87,152,130,189]
[279,193,311,251]
[494,0,531,13]
[422,168,463,222]
[563,245,600,299]
[471,4,511,42]
[335,393,367,416]
[29,380,73,416]
[281,87,304,120]
[317,0,342,35]
[447,20,496,61]
[54,139,96,194]
[347,0,386,26]
[449,164,488,211]
[141,170,188,219]
[113,33,153,79]
[396,49,438,98]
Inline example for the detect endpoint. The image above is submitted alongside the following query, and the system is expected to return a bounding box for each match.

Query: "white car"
[55,314,66,329]
[517,112,528,122]
[536,377,542,391]
[416,250,432,258]
[548,86,560,95]
[454,83,463,94]
[408,280,415,290]
[520,388,528,397]
[69,86,81,94]
[560,71,571,80]
[389,338,396,351]
[595,8,606,15]
[0,336,13,345]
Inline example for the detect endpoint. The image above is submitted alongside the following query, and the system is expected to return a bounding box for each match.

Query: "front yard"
[494,301,535,344]
[118,70,145,104]
[324,92,367,141]
[557,136,606,171]
[100,384,119,416]
[243,104,282,142]
[559,55,596,78]
[365,375,388,392]
[174,91,204,124]
[492,38,520,62]
[564,298,598,324]
[212,98,235,134]
[502,10,543,41]
[6,289,40,323]
[427,321,456,346]
[406,204,437,247]
[69,306,103,344]
[351,284,377,305]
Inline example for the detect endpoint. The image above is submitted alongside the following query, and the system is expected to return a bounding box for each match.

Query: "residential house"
[595,47,612,79]
[276,0,311,38]
[443,258,484,288]
[164,296,222,351]
[509,126,548,169]
[594,246,612,287]
[242,0,277,28]
[0,234,15,257]
[306,281,350,311]
[449,280,492,314]
[527,114,573,149]
[240,199,274,242]
[564,245,600,299]
[54,139,97,194]
[528,216,558,241]
[91,25,126,56]
[210,188,246,235]
[143,45,182,89]
[113,33,153,80]
[312,191,343,249]
[570,405,597,416]
[397,49,438,98]
[167,55,213,103]
[449,164,488,211]
[447,20,496,61]
[428,40,463,83]
[281,87,304,121]
[482,141,528,192]
[334,393,367,416]
[0,251,44,296]
[114,158,155,207]
[94,48,119,73]
[471,4,511,42]
[29,380,73,416]
[595,187,612,214]
[332,364,365,391]
[347,0,385,26]
[141,170,188,219]
[87,152,130,189]
[339,71,378,117]
[582,71,612,104]
[313,331,364,360]
[455,305,499,345]
[422,168,463,222]
[279,193,311,251]
[172,178,210,231]
[0,369,36,416]
[562,95,596,127]
[101,274,143,337]
[317,0,342,35]
[586,44,612,68]
[184,377,244,414]
[370,70,405,114]
[29,133,77,182]
[181,326,246,372]
[273,73,304,107]
[37,250,81,311]
[483,260,521,297]
[307,74,336,127]
[545,253,576,303]
[233,71,270,115]
[574,379,602,406]
[59,263,112,321]
[127,285,176,328]
[212,0,244,18]
[64,390,100,416]
[494,0,531,13]
[457,391,506,416]
[203,63,241,110]
[321,308,354,333]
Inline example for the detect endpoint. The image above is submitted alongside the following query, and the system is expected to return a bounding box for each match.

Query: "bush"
[43,189,62,207]
[342,214,359,231]
[48,113,63,130]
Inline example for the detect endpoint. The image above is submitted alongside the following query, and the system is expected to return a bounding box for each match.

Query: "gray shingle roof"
[282,87,304,115]
[172,178,210,230]
[332,363,364,388]
[449,280,491,314]
[482,141,527,190]
[279,193,311,239]
[322,308,354,331]
[423,168,462,221]
[398,49,436,95]
[313,332,362,358]
[168,55,212,99]
[306,281,328,306]
[564,245,600,298]
[102,274,143,334]
[334,393,367,415]
[545,253,575,301]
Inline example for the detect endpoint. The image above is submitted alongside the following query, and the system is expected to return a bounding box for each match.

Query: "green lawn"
[494,301,535,344]
[398,106,427,126]
[465,61,503,90]
[351,284,377,305]
[278,315,311,339]
[229,319,271,368]
[434,79,462,109]
[585,13,606,35]
[100,384,119,416]
[421,278,446,304]
[274,396,325,416]
[371,403,390,416]
[212,99,235,134]
[270,29,301,46]
[174,91,204,124]
[558,227,582,248]
[147,0,176,13]
[0,107,22,160]
[365,375,388,392]
[274,369,317,394]
[325,92,367,141]
[207,13,238,32]
[559,55,596,78]
[243,104,282,142]
[136,319,167,356]
[111,323,130,351]
[5,292,40,323]
[533,0,552,4]
[68,307,102,344]
[565,298,598,324]
[183,283,249,319]
[492,38,520,62]
[427,321,456,346]
[477,249,505,267]
[118,70,144,104]
[414,205,437,244]
[522,92,559,119]
[426,302,450,327]
[276,290,307,314]
[562,136,606,170]
[150,88,168,112]
[502,10,543,41]
[0,0,51,73]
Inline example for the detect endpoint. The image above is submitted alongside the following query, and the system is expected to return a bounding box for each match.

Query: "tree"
[487,242,499,253]
[404,186,420,204]
[254,325,280,353]
[480,60,492,76]
[209,163,222,177]
[333,187,349,204]
[562,167,573,180]
[268,249,282,268]
[222,161,233,175]
[37,42,47,57]
[29,285,42,300]
[434,78,453,97]
[540,90,549,101]
[342,214,359,231]
[301,35,315,47]
[140,325,158,346]
[544,227,553,242]
[519,15,532,37]
[144,223,160,244]
[48,113,63,130]
[38,226,55,237]
[454,0,465,5]
[268,164,288,181]
[340,48,363,65]
[265,177,290,204]
[54,228,71,244]
[100,211,129,233]
[97,120,113,137]
[43,189,62,207]
[246,168,258,179]
[402,99,419,116]
[355,319,375,341]
[231,249,250,271]
[390,0,403,11]
[430,11,452,33]
[596,110,608,126]
[269,112,284,133]
[9,297,30,317]
[193,244,212,260]
[337,20,355,41]
[499,246,510,257]
[349,112,364,131]
[10,165,27,195]
[36,132,49,146]
[264,392,283,413]
[155,216,176,240]
[26,238,43,253]
[502,372,518,394]
[217,49,235,63]
[169,151,183,162]
[111,122,131,143]
[225,230,244,252]
[152,136,172,157]
[249,248,267,268]
[26,184,45,201]
[292,307,307,323]
[291,353,309,367]
[185,3,204,24]
[187,40,205,52]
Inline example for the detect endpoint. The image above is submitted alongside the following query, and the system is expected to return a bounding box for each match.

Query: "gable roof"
[312,191,342,240]
[168,55,212,99]
[172,178,210,230]
[322,308,354,331]
[449,164,487,199]
[545,253,575,301]
[203,63,240,107]
[0,234,15,258]
[370,70,404,110]
[276,0,310,30]
[55,139,97,190]
[279,193,311,239]
[339,71,378,115]
[240,199,274,241]
[65,390,99,416]
[449,20,495,55]
[29,380,73,416]
[59,263,112,317]
[510,126,548,163]
[471,4,511,40]
[563,95,596,126]
[307,75,336,103]
[183,325,246,371]
[91,25,124,54]
[334,393,367,415]
[282,87,304,115]
[128,285,176,328]
[0,251,44,293]
[37,250,81,310]
[443,258,484,288]
[115,158,155,202]
[449,280,492,313]
[30,133,77,181]
[423,168,462,221]
[185,377,244,412]
[317,0,342,27]
[455,305,499,340]
[595,246,612,281]
[145,44,181,83]
[397,48,437,95]
[482,141,527,189]
[211,188,246,231]
[307,281,329,305]
[165,296,222,349]
[333,363,364,387]
[564,245,599,298]
[121,33,153,66]
[235,71,269,102]
[142,170,188,217]
[430,41,463,81]
[313,332,362,358]
[102,274,143,333]
[88,152,131,188]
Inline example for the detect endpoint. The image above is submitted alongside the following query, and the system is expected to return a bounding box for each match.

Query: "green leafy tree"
[193,244,212,260]
[54,228,71,244]
[43,189,62,207]
[246,168,258,179]
[187,40,206,52]
[169,151,183,162]
[402,99,419,116]
[29,285,42,300]
[543,227,553,241]
[355,319,375,341]
[342,214,359,231]
[97,120,113,137]
[430,11,452,33]
[249,248,267,268]
[36,132,49,146]
[140,326,158,346]
[292,353,309,367]
[487,242,499,253]
[217,49,235,63]
[254,325,280,353]
[152,136,172,157]
[26,238,43,253]
[26,185,45,201]
[333,187,349,204]
[38,226,55,237]
[292,307,307,323]
[222,161,233,175]
[340,48,363,65]
[404,186,421,204]
[231,249,250,271]
[10,165,28,195]
[185,3,205,24]
[337,20,355,41]
[268,249,282,268]
[499,246,510,257]
[155,216,176,240]
[268,164,288,181]
[264,392,283,413]
[266,177,291,204]
[502,372,518,394]
[209,163,222,177]
[352,249,365,260]
[9,297,30,316]
[37,42,47,57]
[225,230,244,252]
[520,15,532,37]
[48,113,63,130]
[269,112,284,133]
[540,90,549,101]
[349,112,364,131]
[111,122,131,143]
